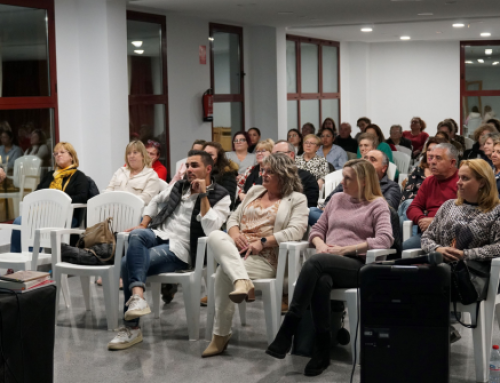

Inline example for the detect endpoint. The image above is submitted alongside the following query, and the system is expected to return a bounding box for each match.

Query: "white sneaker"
[108,326,143,350]
[124,294,151,321]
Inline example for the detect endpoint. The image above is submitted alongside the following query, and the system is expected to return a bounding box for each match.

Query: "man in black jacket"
[272,140,319,208]
[334,122,358,154]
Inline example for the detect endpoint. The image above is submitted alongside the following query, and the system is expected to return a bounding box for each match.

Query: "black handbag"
[450,259,490,328]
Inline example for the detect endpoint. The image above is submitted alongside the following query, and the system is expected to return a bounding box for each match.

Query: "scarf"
[49,165,77,191]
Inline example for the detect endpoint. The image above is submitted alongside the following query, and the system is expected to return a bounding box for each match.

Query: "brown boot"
[229,279,255,304]
[202,334,232,358]
[200,296,208,306]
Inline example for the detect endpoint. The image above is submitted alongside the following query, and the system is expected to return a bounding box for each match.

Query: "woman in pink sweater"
[266,159,394,376]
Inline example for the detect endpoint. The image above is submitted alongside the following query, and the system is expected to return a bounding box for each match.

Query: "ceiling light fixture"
[452,23,464,28]
[493,62,499,66]
[134,50,144,54]
[477,59,484,63]
[208,37,214,41]
[465,61,473,64]
[361,28,373,32]
[485,49,493,55]
[131,41,143,47]
[481,32,491,37]
[400,36,411,40]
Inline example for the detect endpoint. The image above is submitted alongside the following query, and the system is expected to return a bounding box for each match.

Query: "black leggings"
[289,253,364,333]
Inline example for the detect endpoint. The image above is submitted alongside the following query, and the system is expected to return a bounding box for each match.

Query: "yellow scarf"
[49,165,77,192]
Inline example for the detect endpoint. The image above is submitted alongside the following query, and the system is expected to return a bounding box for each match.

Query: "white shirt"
[143,182,231,265]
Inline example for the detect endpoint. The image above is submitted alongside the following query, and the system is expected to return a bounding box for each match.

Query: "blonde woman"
[267,159,393,377]
[105,140,159,206]
[295,134,330,189]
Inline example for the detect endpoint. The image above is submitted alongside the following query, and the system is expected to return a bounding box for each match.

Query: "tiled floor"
[54,278,496,383]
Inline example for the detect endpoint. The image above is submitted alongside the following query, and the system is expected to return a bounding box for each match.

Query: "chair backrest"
[392,151,411,174]
[463,137,474,150]
[86,191,144,233]
[13,155,42,189]
[324,169,343,197]
[346,151,357,160]
[158,179,169,192]
[394,145,412,157]
[387,162,397,181]
[20,189,73,251]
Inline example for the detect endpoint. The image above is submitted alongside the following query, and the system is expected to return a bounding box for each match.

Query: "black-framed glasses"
[274,151,292,154]
[304,141,319,146]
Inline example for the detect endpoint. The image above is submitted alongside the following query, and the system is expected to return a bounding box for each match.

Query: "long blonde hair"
[344,159,383,202]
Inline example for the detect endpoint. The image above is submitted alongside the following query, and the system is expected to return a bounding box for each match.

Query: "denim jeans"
[398,199,418,237]
[308,207,323,227]
[403,233,422,250]
[121,228,188,327]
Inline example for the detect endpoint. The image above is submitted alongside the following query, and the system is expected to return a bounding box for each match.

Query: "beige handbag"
[76,217,116,263]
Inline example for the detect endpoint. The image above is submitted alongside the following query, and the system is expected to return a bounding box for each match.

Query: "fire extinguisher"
[202,89,214,122]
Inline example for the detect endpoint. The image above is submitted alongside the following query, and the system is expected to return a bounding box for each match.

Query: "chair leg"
[80,276,91,311]
[238,301,247,326]
[472,303,489,383]
[345,290,360,365]
[54,268,63,315]
[181,281,200,341]
[61,274,72,309]
[205,274,216,341]
[261,283,278,345]
[150,282,161,319]
[102,273,118,331]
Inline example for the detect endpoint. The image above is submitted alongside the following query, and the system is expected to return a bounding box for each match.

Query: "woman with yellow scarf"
[10,142,90,253]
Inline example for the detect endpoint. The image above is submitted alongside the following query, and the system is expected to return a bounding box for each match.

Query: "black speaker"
[360,264,450,383]
[0,285,56,383]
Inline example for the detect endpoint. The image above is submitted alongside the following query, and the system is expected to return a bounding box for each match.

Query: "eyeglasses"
[233,139,247,143]
[304,141,319,146]
[147,140,161,148]
[288,134,298,138]
[255,150,269,154]
[274,151,292,154]
[53,151,69,157]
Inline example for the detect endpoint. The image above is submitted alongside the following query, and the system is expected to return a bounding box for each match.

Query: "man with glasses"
[333,122,358,154]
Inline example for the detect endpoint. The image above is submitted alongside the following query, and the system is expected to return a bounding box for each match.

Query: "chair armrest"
[71,203,87,209]
[402,249,425,259]
[403,220,413,243]
[366,249,397,264]
[284,241,310,251]
[49,228,85,236]
[0,223,21,231]
[317,199,325,208]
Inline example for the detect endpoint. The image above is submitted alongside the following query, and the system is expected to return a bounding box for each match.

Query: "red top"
[407,170,459,224]
[152,160,167,181]
[402,131,429,153]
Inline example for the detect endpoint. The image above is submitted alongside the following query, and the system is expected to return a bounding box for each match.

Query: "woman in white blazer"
[202,153,309,358]
[105,140,160,206]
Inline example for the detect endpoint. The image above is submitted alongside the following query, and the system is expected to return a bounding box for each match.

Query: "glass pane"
[287,100,298,130]
[213,102,242,150]
[0,108,55,222]
[286,41,297,93]
[322,99,340,131]
[462,95,500,138]
[127,20,162,95]
[213,32,241,94]
[301,43,319,93]
[129,104,167,167]
[464,45,500,91]
[322,46,338,93]
[300,100,319,131]
[0,4,50,97]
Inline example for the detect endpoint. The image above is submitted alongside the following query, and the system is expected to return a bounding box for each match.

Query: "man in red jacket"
[403,143,459,249]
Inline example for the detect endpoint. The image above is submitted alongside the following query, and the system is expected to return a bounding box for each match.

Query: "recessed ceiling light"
[452,23,464,28]
[131,41,143,47]
[418,12,433,16]
[134,50,144,54]
[465,61,473,64]
[400,36,411,40]
[481,32,491,37]
[477,59,484,63]
[486,49,493,55]
[493,62,499,66]
[361,28,373,32]
[208,37,214,41]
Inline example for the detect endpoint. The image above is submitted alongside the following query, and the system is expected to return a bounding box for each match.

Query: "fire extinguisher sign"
[199,45,207,65]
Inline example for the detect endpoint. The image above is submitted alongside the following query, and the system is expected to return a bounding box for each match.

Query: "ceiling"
[129,0,500,42]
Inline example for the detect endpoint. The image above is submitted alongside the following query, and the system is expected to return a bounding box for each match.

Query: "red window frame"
[0,0,59,141]
[287,34,341,130]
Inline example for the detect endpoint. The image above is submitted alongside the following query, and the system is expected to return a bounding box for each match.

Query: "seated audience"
[301,122,315,137]
[354,117,371,140]
[237,139,274,202]
[316,127,348,170]
[202,153,308,358]
[295,134,330,189]
[464,124,498,161]
[203,141,239,209]
[273,141,319,208]
[321,117,337,136]
[25,128,51,167]
[438,120,464,155]
[145,140,167,181]
[334,122,358,154]
[386,124,412,151]
[11,142,89,252]
[170,139,207,184]
[491,142,500,196]
[435,130,451,143]
[357,124,395,162]
[108,150,231,350]
[445,118,466,149]
[226,132,256,175]
[0,130,23,172]
[482,133,500,166]
[266,159,393,376]
[403,117,429,158]
[247,127,261,153]
[287,129,303,155]
[105,140,159,206]
[404,143,459,250]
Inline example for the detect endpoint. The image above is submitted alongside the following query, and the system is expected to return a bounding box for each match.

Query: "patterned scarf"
[49,165,77,191]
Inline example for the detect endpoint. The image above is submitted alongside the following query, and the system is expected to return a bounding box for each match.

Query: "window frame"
[287,34,341,130]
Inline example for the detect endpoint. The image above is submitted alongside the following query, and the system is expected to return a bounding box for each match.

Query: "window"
[287,35,340,133]
[127,11,170,171]
[0,0,58,222]
[461,40,500,138]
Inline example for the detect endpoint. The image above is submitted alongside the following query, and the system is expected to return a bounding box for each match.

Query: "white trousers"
[207,230,275,336]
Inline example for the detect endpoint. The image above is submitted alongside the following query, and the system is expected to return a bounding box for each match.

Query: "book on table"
[0,270,52,292]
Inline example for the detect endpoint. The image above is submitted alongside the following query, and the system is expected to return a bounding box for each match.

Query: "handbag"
[450,259,490,328]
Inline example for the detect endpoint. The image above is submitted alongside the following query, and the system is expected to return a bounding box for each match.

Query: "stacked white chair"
[394,145,412,157]
[392,151,411,175]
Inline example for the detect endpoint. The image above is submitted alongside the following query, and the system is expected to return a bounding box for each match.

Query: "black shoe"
[266,313,301,359]
[161,284,178,304]
[304,331,331,376]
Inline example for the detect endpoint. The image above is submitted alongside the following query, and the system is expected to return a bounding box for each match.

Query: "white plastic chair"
[403,220,413,242]
[463,136,475,150]
[205,242,290,344]
[50,192,144,330]
[319,170,343,206]
[402,248,500,382]
[387,162,397,181]
[394,145,412,157]
[392,151,411,175]
[158,179,169,192]
[398,173,407,190]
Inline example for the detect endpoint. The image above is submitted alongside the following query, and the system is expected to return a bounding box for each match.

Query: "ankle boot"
[265,313,301,359]
[229,279,255,304]
[201,334,232,358]
[304,331,331,376]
